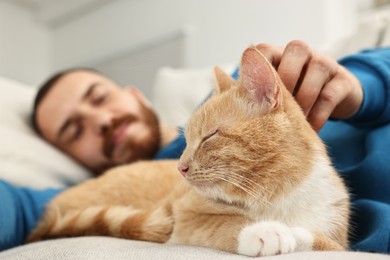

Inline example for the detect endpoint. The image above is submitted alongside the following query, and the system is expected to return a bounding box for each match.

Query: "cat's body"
[29,47,350,257]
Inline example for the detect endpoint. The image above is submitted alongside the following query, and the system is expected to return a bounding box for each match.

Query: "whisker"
[214,165,276,197]
[211,173,273,206]
[228,173,275,203]
[214,175,259,200]
[207,171,274,206]
[213,167,270,193]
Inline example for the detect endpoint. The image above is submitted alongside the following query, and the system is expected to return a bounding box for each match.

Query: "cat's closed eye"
[201,129,218,145]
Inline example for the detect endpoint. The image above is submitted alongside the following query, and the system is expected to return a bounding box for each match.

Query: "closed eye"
[92,95,107,106]
[201,129,218,143]
[71,124,84,142]
[67,120,84,143]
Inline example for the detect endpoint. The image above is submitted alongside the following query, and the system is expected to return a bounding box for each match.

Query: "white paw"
[290,227,314,252]
[238,221,302,257]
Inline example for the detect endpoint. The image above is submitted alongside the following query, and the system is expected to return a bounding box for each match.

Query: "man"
[32,68,182,173]
[1,41,390,253]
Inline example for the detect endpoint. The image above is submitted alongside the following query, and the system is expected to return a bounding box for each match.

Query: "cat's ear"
[214,66,234,94]
[239,46,280,109]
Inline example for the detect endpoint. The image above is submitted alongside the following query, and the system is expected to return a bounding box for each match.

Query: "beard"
[103,102,161,164]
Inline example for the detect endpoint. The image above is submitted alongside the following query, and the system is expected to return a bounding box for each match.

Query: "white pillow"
[152,65,236,127]
[0,76,92,189]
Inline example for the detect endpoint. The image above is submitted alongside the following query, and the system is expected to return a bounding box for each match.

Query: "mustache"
[103,114,137,159]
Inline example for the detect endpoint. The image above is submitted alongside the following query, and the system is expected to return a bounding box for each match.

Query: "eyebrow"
[56,82,100,141]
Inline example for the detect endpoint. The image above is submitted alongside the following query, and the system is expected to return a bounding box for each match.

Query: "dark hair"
[31,68,100,135]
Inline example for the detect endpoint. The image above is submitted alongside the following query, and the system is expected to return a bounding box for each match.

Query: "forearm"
[340,47,390,127]
[0,180,61,251]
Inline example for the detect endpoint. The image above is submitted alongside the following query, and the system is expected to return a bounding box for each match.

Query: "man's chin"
[112,141,159,165]
[93,162,117,175]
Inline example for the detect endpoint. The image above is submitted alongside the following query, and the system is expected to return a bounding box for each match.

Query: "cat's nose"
[178,165,189,177]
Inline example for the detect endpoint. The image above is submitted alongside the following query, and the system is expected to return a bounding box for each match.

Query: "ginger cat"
[28,46,350,257]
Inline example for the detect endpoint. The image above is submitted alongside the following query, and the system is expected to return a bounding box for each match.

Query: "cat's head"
[179,46,317,206]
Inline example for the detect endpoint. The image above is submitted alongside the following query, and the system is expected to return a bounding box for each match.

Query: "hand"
[255,40,363,131]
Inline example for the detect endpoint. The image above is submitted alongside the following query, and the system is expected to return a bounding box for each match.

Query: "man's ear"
[126,87,153,108]
[239,46,280,109]
[214,66,235,94]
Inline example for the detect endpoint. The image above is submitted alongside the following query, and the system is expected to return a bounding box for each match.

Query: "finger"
[331,67,363,120]
[294,55,338,116]
[307,78,347,131]
[255,43,284,68]
[277,40,312,93]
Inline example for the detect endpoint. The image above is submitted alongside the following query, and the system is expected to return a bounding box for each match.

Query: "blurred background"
[0,0,389,100]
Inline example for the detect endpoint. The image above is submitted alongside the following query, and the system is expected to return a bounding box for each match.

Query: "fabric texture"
[1,237,389,260]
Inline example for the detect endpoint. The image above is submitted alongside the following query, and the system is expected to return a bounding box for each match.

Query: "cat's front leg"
[237,221,314,257]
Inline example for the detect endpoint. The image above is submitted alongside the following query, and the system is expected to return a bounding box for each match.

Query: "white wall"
[0,0,359,86]
[51,0,358,70]
[0,1,50,86]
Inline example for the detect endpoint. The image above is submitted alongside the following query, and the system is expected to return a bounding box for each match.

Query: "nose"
[81,106,112,136]
[91,112,112,136]
[178,164,189,177]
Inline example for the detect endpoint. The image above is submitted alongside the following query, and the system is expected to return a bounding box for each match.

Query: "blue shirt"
[320,47,390,253]
[154,127,186,160]
[0,181,61,251]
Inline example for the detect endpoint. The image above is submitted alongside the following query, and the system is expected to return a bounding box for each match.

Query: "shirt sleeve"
[0,180,62,251]
[339,47,390,127]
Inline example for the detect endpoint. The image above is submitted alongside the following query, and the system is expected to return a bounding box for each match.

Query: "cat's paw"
[237,221,312,257]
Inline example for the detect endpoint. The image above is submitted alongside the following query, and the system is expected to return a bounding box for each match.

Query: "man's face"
[36,70,160,172]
